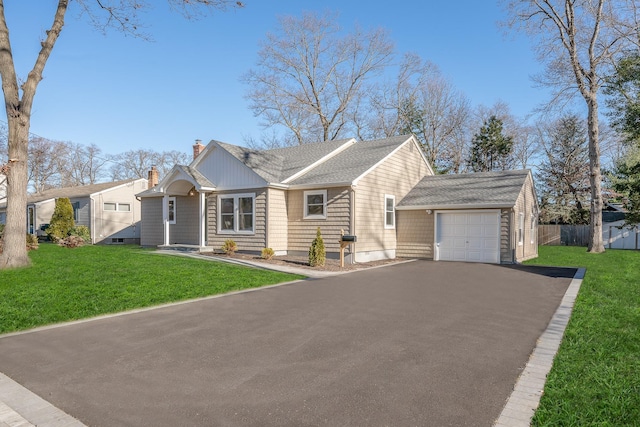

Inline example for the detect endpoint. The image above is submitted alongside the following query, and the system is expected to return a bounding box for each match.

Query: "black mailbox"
[341,235,357,243]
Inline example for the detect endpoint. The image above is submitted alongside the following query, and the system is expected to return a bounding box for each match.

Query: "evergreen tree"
[308,227,326,267]
[469,116,514,172]
[605,53,640,144]
[610,146,640,225]
[47,198,75,241]
[537,115,591,224]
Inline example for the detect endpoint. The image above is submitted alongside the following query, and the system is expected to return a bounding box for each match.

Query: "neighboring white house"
[0,178,148,244]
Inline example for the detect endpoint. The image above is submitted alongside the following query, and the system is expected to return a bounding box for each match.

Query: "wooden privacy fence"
[538,224,640,249]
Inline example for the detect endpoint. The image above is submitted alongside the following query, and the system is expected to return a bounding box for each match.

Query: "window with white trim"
[72,201,80,221]
[518,212,524,246]
[304,190,327,219]
[168,197,176,224]
[104,202,131,213]
[530,210,537,244]
[384,195,395,229]
[218,193,255,233]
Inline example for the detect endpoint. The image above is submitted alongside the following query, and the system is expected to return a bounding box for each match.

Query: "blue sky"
[5,1,547,156]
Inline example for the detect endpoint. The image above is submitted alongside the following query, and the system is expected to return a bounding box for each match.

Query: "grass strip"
[0,244,303,334]
[525,246,640,426]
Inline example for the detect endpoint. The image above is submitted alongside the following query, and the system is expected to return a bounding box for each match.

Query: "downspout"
[510,208,516,264]
[265,188,269,250]
[350,185,356,264]
[90,196,95,244]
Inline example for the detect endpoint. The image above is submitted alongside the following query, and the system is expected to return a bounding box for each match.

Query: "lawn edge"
[493,266,586,427]
[0,278,306,340]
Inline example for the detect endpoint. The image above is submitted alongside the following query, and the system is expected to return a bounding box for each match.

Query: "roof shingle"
[25,179,143,204]
[397,170,530,209]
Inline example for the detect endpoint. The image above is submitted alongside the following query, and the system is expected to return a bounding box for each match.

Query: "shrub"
[47,198,75,241]
[26,234,39,251]
[308,227,326,267]
[58,235,85,248]
[261,247,275,260]
[70,225,91,243]
[0,232,39,253]
[221,239,237,255]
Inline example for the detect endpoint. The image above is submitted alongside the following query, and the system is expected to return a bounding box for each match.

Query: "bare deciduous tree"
[367,53,436,139]
[58,143,111,186]
[503,0,639,252]
[367,53,471,173]
[110,148,189,181]
[27,136,67,193]
[110,149,159,181]
[0,0,242,269]
[242,11,394,146]
[536,114,591,224]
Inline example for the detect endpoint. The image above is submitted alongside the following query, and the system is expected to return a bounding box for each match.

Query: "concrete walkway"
[0,260,583,426]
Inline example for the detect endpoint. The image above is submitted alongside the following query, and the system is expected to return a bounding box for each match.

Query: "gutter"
[396,203,513,211]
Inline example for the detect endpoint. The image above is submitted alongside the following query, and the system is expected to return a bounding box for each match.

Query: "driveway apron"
[0,261,574,426]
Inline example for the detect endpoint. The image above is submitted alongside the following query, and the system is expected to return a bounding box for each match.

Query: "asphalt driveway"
[0,260,575,426]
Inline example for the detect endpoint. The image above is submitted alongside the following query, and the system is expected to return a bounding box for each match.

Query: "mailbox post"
[339,229,357,268]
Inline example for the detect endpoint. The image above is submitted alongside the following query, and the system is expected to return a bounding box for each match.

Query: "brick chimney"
[147,165,159,189]
[193,139,205,160]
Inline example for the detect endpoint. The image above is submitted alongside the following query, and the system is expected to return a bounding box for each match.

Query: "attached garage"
[436,211,500,263]
[395,170,539,264]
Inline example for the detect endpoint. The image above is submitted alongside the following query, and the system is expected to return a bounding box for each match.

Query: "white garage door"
[436,211,500,263]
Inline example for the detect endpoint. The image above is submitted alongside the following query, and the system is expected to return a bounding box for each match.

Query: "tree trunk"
[0,0,68,269]
[0,118,30,268]
[587,96,605,252]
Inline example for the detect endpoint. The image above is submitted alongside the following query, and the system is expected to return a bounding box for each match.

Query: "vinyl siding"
[287,187,351,254]
[34,200,55,230]
[196,146,267,191]
[168,195,199,244]
[207,189,267,252]
[354,141,432,253]
[93,180,146,243]
[267,188,288,252]
[141,197,164,246]
[396,210,434,258]
[500,209,512,263]
[513,175,538,262]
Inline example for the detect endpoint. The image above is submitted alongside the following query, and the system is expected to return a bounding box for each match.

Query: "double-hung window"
[530,209,537,244]
[518,212,525,246]
[218,193,255,233]
[72,202,80,222]
[384,195,395,229]
[304,190,327,219]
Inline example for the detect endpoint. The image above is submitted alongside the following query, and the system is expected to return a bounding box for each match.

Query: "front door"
[27,206,35,235]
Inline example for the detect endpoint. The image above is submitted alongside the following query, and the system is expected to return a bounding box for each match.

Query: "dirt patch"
[200,251,405,272]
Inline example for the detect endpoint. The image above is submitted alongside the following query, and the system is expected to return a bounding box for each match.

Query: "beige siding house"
[0,179,148,244]
[138,136,538,264]
[396,170,538,263]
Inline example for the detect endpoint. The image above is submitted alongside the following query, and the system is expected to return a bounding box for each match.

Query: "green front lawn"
[0,244,303,334]
[525,246,640,426]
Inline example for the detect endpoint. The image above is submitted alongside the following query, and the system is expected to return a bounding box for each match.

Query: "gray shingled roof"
[287,135,412,186]
[216,138,356,183]
[23,179,142,205]
[397,170,531,209]
[176,165,215,189]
